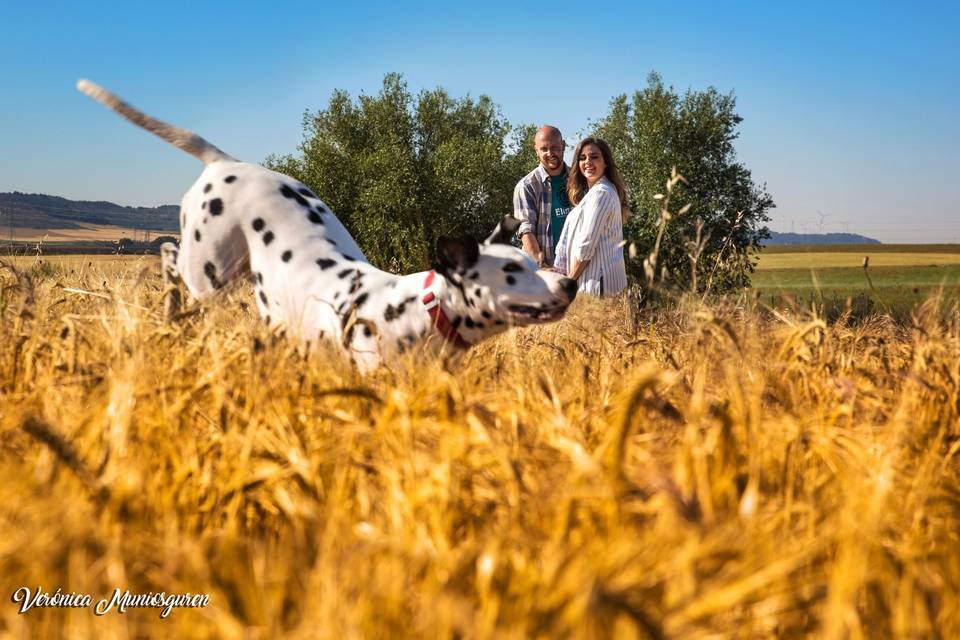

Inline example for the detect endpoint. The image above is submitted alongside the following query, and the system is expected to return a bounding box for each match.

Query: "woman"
[553,137,628,296]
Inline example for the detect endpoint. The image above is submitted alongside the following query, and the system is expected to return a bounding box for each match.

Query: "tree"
[592,72,774,294]
[266,73,535,273]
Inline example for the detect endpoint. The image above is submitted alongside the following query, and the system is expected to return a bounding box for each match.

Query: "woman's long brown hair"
[567,138,630,221]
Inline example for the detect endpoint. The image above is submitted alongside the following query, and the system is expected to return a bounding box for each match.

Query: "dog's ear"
[435,236,480,273]
[484,215,523,245]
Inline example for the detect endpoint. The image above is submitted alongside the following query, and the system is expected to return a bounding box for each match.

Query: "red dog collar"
[422,270,471,350]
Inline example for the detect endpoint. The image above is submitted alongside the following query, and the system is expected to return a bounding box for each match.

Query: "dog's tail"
[77,79,236,165]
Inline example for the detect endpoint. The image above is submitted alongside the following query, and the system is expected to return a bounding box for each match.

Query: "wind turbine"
[817,210,831,234]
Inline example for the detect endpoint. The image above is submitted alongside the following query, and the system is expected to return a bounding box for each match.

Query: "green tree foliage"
[268,72,772,293]
[266,73,535,273]
[592,72,774,293]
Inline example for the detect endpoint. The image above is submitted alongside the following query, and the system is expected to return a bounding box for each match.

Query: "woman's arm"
[572,186,616,260]
[569,185,618,278]
[568,257,590,281]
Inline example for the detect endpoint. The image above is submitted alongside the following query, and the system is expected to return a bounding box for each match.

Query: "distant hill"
[0,192,179,231]
[766,231,880,245]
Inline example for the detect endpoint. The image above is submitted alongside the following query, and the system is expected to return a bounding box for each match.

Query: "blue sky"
[1,1,957,242]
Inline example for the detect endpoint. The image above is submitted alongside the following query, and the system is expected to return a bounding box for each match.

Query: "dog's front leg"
[160,242,183,322]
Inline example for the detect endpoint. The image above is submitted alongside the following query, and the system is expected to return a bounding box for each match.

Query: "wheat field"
[1,255,958,638]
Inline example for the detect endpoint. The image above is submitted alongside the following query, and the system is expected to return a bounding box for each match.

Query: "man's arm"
[520,233,542,265]
[513,179,543,265]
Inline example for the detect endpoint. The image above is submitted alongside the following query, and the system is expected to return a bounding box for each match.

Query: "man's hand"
[520,233,544,266]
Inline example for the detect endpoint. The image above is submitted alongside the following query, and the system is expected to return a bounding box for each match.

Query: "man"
[513,125,572,268]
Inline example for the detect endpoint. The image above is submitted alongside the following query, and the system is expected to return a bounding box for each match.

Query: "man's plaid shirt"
[513,163,569,266]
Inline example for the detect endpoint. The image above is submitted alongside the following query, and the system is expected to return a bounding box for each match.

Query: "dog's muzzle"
[559,277,578,304]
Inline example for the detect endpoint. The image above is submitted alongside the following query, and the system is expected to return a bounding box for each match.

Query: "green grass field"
[751,244,960,315]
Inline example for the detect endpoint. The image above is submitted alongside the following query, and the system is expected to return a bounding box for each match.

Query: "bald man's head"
[534,125,565,176]
[535,125,563,143]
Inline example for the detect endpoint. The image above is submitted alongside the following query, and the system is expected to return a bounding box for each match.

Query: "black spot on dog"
[506,275,517,286]
[252,218,265,232]
[503,263,523,273]
[203,183,212,194]
[307,210,324,224]
[465,317,476,329]
[481,310,492,319]
[298,186,318,199]
[257,272,263,284]
[327,239,338,246]
[494,319,505,326]
[451,316,462,330]
[263,231,275,246]
[475,322,484,329]
[203,262,222,290]
[333,291,340,300]
[194,229,201,242]
[209,198,224,216]
[259,290,268,305]
[342,255,356,262]
[474,287,482,298]
[224,175,237,183]
[384,303,407,321]
[282,250,293,262]
[201,201,206,210]
[279,184,310,208]
[316,257,336,270]
[349,281,362,294]
[337,269,353,279]
[468,271,479,280]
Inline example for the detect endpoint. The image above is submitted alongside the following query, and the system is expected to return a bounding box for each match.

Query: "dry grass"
[1,257,959,638]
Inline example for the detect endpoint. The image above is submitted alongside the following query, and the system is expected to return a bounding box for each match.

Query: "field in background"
[2,224,158,242]
[752,244,960,315]
[3,254,153,267]
[0,256,958,637]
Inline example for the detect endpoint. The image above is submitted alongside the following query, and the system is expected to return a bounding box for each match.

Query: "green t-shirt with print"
[549,174,572,250]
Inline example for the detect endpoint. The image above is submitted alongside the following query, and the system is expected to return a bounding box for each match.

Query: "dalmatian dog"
[77,80,578,371]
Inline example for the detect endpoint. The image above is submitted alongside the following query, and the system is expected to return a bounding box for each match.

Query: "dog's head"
[434,216,577,327]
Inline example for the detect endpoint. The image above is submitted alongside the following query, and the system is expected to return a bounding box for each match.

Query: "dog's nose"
[559,277,578,302]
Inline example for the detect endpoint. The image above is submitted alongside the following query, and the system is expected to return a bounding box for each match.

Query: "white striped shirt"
[553,177,628,296]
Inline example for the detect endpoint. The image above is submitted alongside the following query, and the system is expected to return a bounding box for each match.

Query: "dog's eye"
[502,263,523,273]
